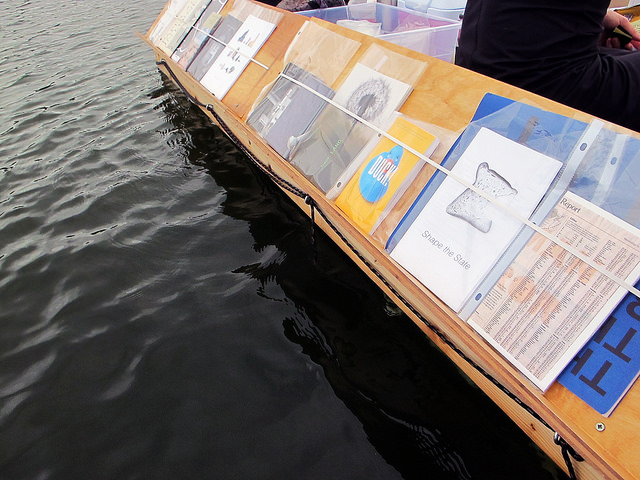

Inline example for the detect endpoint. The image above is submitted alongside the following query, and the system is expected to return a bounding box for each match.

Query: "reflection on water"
[0,1,567,479]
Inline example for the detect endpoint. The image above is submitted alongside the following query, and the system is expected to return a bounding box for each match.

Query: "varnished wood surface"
[142,2,640,478]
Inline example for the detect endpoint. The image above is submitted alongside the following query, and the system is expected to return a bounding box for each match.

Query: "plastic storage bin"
[397,0,466,21]
[297,3,461,62]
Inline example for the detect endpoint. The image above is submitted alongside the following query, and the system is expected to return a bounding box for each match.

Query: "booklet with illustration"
[333,115,439,234]
[389,127,562,313]
[200,14,276,99]
[247,62,334,159]
[171,2,223,69]
[187,14,243,81]
[387,93,600,318]
[288,63,413,193]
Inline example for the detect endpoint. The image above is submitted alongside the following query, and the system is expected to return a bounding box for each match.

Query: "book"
[557,279,640,416]
[148,0,189,45]
[187,14,243,81]
[443,93,589,171]
[246,62,335,159]
[226,0,284,24]
[154,0,211,55]
[570,131,640,230]
[330,63,413,129]
[334,115,439,234]
[171,3,223,69]
[200,14,277,99]
[281,21,362,88]
[288,63,413,193]
[453,95,640,232]
[468,191,640,392]
[389,127,563,313]
[287,104,378,193]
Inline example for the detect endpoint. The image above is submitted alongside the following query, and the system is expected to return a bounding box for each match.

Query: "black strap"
[555,433,584,480]
[305,195,317,262]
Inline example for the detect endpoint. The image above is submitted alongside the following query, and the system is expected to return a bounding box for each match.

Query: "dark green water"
[0,1,569,478]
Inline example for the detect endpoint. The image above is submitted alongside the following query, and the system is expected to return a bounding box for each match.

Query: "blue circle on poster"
[359,145,403,203]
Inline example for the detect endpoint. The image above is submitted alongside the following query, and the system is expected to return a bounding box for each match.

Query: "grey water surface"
[0,1,569,478]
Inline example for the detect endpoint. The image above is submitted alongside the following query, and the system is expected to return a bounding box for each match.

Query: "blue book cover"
[558,282,640,416]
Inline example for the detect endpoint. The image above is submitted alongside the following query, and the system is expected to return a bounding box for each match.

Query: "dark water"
[0,1,569,479]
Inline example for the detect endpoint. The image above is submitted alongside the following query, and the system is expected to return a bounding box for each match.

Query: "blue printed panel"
[558,289,640,416]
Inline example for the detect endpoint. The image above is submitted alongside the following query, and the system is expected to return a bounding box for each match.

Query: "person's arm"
[601,9,640,50]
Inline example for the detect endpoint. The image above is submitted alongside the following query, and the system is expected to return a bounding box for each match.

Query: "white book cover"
[155,0,209,55]
[200,14,276,99]
[390,127,562,312]
[331,63,413,129]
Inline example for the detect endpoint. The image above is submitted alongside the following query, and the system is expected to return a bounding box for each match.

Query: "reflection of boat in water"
[142,0,640,478]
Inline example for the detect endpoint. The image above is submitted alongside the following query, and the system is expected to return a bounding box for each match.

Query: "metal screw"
[595,422,606,432]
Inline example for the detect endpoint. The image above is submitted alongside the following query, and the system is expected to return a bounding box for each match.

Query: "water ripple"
[0,352,57,397]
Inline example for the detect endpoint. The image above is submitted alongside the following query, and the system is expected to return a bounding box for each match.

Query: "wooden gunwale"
[141,2,640,478]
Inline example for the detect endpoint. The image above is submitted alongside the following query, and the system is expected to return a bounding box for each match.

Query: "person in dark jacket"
[455,0,640,131]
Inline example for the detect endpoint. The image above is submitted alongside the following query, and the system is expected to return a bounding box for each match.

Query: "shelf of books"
[142,1,640,478]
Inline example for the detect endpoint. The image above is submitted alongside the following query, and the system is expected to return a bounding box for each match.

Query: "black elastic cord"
[555,433,584,480]
[305,195,317,262]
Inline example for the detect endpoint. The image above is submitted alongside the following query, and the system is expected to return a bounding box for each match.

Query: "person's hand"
[601,10,640,50]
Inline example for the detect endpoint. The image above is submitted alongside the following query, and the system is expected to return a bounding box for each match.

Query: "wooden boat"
[141,1,640,478]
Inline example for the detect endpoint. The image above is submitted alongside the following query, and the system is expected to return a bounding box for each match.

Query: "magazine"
[247,63,334,159]
[187,14,242,81]
[154,0,210,55]
[333,115,439,234]
[171,3,223,69]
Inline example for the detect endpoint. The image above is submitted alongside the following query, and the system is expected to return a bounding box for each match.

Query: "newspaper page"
[468,191,640,391]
